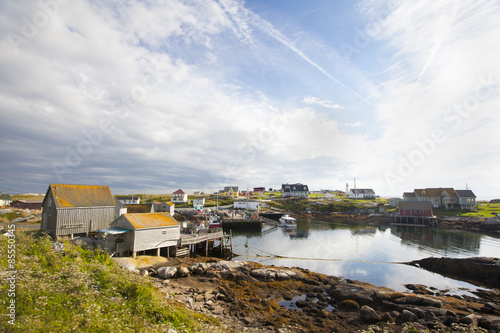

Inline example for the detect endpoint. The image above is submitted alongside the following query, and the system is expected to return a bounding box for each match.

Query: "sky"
[0,0,499,199]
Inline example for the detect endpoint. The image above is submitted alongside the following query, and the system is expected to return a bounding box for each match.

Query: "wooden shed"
[41,184,117,238]
[111,212,180,258]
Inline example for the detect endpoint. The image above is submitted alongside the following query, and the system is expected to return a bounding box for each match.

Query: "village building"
[281,183,309,198]
[388,198,403,207]
[41,184,117,238]
[110,212,180,258]
[396,201,437,226]
[114,197,127,216]
[219,186,239,198]
[403,187,477,210]
[0,193,12,206]
[171,189,188,203]
[117,196,140,204]
[234,200,260,211]
[193,198,205,211]
[349,188,376,199]
[9,200,43,210]
[153,202,175,216]
[455,190,477,210]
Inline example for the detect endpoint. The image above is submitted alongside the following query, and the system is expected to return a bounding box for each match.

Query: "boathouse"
[41,184,117,238]
[111,212,180,258]
[10,200,43,210]
[396,201,437,226]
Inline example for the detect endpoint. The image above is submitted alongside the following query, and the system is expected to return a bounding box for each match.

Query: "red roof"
[172,189,186,195]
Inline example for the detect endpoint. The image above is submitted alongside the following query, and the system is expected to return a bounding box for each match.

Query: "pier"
[178,230,232,258]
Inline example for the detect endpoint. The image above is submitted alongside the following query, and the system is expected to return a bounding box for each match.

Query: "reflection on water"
[392,226,483,256]
[231,220,500,292]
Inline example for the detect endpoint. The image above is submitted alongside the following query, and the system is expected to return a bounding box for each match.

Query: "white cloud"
[303,96,343,109]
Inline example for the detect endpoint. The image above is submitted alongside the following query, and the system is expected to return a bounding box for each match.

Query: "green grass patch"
[0,230,228,332]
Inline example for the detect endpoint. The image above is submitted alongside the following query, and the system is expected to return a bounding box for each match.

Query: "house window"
[162,231,166,235]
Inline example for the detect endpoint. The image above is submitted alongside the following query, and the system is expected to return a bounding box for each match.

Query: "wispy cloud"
[303,96,343,109]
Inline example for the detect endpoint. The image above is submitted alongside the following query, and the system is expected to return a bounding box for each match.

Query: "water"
[231,220,500,292]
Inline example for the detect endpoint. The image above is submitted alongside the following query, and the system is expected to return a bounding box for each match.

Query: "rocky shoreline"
[115,256,500,332]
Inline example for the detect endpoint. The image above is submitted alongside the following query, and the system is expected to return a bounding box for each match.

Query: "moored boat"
[279,214,297,228]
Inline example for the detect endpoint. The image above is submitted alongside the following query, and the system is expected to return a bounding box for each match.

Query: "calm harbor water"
[231,220,500,293]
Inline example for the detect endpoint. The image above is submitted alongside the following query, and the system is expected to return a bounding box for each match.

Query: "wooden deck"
[180,230,224,246]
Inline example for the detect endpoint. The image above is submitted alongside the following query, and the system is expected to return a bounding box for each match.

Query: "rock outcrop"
[408,257,500,289]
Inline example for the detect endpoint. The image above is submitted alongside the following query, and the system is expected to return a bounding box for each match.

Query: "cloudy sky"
[0,0,499,198]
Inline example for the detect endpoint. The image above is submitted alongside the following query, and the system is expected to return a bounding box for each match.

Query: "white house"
[172,189,188,203]
[349,189,376,199]
[0,193,13,206]
[234,200,260,211]
[117,196,140,204]
[388,198,403,206]
[193,198,205,210]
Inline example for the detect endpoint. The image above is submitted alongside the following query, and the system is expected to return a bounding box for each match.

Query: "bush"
[0,230,227,332]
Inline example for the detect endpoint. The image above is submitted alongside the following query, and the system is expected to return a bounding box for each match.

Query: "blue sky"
[0,0,499,199]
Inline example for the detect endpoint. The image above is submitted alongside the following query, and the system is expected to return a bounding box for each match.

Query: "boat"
[279,214,297,228]
[208,215,221,229]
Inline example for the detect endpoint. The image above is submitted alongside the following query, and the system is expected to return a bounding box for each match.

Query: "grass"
[460,201,500,218]
[0,230,228,333]
[10,194,45,201]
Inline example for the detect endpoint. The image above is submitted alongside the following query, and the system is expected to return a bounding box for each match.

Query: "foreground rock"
[119,257,500,332]
[408,257,500,289]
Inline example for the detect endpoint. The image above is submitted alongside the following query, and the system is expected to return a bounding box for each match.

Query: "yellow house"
[219,186,239,198]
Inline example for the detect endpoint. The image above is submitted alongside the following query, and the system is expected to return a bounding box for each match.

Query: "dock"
[222,217,261,229]
[178,230,232,258]
[221,216,282,229]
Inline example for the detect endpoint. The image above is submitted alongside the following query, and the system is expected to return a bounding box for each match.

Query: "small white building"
[388,198,403,207]
[193,198,205,210]
[234,200,260,211]
[154,202,175,216]
[111,212,180,258]
[117,196,140,204]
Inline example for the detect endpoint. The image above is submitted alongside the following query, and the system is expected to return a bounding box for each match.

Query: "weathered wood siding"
[54,206,116,237]
[133,227,180,252]
[400,209,433,217]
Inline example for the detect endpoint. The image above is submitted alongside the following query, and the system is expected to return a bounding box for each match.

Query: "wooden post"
[205,239,208,257]
[156,248,160,256]
[132,251,136,258]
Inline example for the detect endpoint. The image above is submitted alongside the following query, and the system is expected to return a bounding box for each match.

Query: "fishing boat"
[208,215,221,229]
[279,214,297,228]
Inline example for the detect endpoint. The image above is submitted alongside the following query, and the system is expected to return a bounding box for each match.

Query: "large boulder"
[158,266,177,279]
[360,305,381,323]
[177,266,190,277]
[327,284,375,306]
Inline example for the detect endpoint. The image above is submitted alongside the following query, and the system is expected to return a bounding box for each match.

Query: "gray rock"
[458,314,478,327]
[177,266,189,277]
[411,307,426,319]
[400,309,417,323]
[328,285,374,306]
[360,305,381,323]
[158,266,177,279]
[380,312,394,323]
